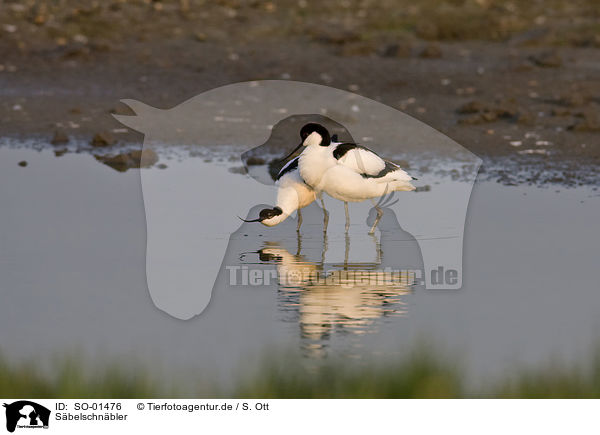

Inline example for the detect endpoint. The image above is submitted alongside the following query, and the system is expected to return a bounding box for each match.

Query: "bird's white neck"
[298,144,336,191]
[304,132,323,147]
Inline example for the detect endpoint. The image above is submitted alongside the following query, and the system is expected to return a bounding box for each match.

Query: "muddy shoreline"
[1,1,599,186]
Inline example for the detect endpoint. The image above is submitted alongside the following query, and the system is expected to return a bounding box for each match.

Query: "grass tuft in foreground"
[3,345,600,398]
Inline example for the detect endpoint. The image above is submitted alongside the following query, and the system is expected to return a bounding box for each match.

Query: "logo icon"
[3,401,50,433]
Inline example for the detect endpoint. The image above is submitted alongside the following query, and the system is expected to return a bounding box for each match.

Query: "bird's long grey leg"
[344,201,350,233]
[369,198,383,235]
[296,209,303,233]
[321,232,328,266]
[296,229,302,257]
[321,197,329,234]
[369,232,382,264]
[344,230,350,268]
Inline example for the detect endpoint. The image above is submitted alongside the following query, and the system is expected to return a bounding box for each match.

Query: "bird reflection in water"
[254,205,423,356]
[260,242,413,336]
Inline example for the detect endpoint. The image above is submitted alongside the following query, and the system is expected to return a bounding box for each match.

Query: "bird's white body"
[261,157,316,227]
[299,133,416,203]
[250,124,414,233]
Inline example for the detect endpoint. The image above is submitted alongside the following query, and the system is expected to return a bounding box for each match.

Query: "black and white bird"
[241,154,318,231]
[280,123,416,234]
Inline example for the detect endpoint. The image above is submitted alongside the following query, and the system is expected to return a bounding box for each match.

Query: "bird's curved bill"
[238,216,262,223]
[279,142,303,162]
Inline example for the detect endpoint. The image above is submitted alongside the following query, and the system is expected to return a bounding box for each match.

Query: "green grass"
[492,349,600,398]
[3,344,600,398]
[235,345,464,398]
[0,353,173,399]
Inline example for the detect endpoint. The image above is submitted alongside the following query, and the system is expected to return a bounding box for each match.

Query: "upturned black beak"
[238,216,262,223]
[279,142,303,162]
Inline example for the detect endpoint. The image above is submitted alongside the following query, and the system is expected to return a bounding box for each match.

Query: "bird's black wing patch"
[334,143,411,180]
[333,143,359,160]
[333,142,385,160]
[361,160,399,179]
[276,156,299,180]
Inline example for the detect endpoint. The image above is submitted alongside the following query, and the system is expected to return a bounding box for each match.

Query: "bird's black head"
[299,123,331,146]
[279,123,332,162]
[259,207,283,221]
[240,206,283,226]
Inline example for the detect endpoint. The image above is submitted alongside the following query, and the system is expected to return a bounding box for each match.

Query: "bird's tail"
[392,180,416,192]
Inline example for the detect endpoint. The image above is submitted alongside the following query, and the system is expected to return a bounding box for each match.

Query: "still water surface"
[0,145,598,387]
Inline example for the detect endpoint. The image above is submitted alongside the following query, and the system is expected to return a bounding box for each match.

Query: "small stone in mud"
[419,44,442,59]
[529,51,562,68]
[91,131,116,147]
[481,111,498,122]
[95,154,131,172]
[568,107,600,132]
[129,149,159,168]
[193,31,207,42]
[379,42,412,58]
[494,104,518,119]
[457,100,487,114]
[246,156,266,165]
[95,149,158,172]
[51,129,69,145]
[458,111,497,124]
[18,161,28,167]
[156,163,168,169]
[33,14,47,26]
[515,111,534,125]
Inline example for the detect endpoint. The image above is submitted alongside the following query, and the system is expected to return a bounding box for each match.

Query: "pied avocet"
[241,154,321,231]
[281,123,416,234]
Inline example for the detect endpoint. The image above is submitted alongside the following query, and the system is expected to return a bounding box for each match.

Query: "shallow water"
[0,145,599,388]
